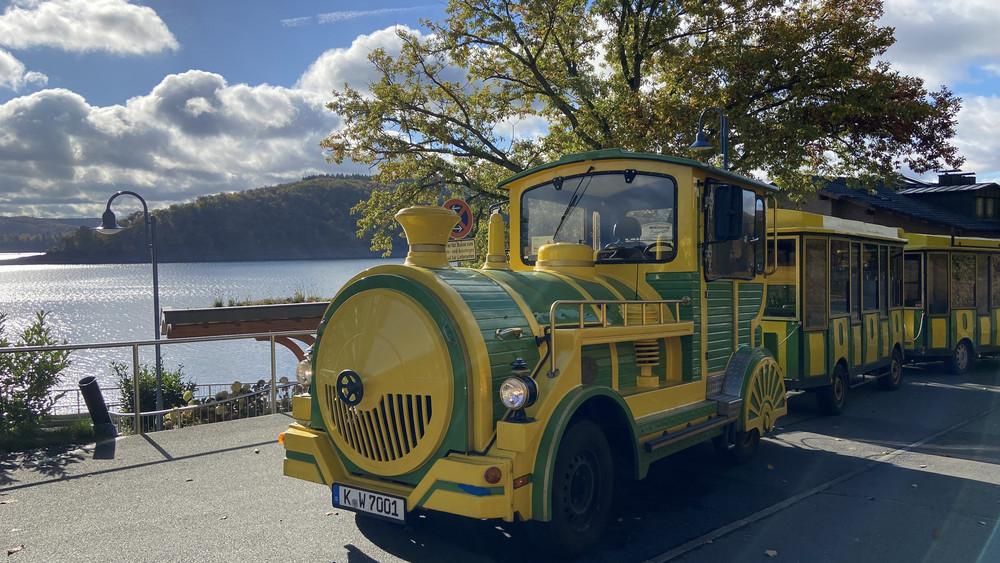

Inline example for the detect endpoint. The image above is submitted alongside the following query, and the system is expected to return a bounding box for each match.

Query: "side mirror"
[712,184,743,242]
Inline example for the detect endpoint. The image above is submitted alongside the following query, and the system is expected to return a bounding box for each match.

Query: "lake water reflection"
[0,258,401,397]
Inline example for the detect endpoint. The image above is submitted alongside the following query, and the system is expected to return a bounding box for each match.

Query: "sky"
[0,0,998,218]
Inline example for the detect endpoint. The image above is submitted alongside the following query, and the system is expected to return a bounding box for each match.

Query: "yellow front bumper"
[281,423,524,522]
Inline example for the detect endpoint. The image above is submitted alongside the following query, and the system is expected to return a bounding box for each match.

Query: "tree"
[322,0,962,254]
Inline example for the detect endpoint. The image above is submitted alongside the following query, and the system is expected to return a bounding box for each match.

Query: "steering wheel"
[642,241,674,260]
[597,244,627,260]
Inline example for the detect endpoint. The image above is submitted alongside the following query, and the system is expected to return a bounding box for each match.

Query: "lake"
[0,258,401,401]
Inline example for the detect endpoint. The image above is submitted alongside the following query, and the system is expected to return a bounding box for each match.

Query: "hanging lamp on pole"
[94,190,163,431]
[690,106,730,171]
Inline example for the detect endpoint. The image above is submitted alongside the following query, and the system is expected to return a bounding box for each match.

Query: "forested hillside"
[9,175,397,263]
[0,217,87,252]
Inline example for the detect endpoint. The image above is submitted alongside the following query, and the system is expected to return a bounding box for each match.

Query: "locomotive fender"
[529,385,636,522]
[718,345,787,435]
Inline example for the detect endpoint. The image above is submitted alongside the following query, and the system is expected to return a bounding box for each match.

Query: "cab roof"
[496,149,778,193]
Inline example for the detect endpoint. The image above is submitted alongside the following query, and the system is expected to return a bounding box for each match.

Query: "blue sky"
[0,0,998,218]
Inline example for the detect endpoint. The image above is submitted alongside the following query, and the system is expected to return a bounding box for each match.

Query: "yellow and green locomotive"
[902,232,1000,373]
[280,149,787,554]
[761,209,906,415]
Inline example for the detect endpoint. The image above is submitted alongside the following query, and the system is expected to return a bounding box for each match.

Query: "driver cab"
[520,168,678,265]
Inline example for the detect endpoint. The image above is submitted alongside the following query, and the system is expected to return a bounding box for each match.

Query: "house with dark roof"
[796,172,1000,238]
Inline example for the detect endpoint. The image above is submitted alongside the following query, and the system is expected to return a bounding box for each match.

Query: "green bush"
[112,361,195,414]
[0,311,72,440]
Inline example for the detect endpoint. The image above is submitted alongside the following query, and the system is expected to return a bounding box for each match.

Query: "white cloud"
[281,7,435,27]
[953,95,1000,182]
[317,8,429,24]
[0,0,178,55]
[296,26,422,97]
[0,71,349,217]
[881,0,1000,88]
[0,47,47,91]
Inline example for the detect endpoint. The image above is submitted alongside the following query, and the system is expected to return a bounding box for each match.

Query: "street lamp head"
[689,106,730,170]
[689,129,713,151]
[94,208,124,234]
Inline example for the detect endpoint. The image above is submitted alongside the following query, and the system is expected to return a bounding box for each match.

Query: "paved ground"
[2,362,999,562]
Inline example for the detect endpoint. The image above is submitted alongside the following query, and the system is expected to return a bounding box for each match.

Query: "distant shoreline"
[0,252,46,262]
[0,248,403,266]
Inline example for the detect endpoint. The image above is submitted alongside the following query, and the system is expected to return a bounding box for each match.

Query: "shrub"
[112,361,195,414]
[0,311,72,440]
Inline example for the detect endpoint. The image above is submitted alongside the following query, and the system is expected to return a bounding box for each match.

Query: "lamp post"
[689,106,730,170]
[94,191,162,430]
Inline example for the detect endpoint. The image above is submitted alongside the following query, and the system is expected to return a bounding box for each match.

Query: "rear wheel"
[713,427,760,465]
[948,340,973,374]
[877,349,903,390]
[817,363,848,415]
[529,420,614,557]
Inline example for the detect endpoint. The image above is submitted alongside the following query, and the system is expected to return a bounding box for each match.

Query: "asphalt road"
[2,361,999,562]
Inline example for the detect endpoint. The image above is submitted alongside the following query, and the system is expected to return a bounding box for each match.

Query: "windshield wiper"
[551,166,595,241]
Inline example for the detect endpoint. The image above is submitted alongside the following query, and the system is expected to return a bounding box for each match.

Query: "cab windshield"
[520,170,677,264]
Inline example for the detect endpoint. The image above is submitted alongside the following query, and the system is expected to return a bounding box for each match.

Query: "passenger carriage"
[901,232,1000,373]
[762,209,906,414]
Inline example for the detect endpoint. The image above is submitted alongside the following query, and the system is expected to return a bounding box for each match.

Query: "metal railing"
[545,298,692,377]
[0,330,312,435]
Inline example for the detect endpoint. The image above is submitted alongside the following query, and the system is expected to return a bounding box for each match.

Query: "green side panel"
[435,268,542,425]
[738,283,763,347]
[581,344,614,387]
[646,272,700,381]
[705,281,735,373]
[485,270,594,325]
[615,341,640,388]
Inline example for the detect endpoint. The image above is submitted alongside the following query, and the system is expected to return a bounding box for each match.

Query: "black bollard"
[78,376,117,440]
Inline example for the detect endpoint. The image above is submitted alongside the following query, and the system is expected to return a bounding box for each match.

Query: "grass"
[211,289,328,308]
[0,420,97,453]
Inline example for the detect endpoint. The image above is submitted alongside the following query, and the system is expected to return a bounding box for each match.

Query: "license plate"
[332,484,405,523]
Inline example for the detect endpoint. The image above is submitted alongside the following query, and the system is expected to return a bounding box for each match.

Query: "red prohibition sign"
[443,198,473,239]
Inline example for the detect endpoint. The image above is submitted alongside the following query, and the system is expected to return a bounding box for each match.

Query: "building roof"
[818,177,999,232]
[898,181,997,195]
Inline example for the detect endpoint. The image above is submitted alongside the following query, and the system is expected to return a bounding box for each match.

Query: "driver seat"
[614,216,642,243]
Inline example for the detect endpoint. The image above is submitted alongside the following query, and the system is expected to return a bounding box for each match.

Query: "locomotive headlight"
[295,357,313,388]
[500,376,537,410]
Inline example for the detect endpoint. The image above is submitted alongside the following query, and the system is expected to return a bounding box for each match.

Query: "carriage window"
[764,238,797,318]
[879,245,889,315]
[890,247,903,308]
[850,242,861,322]
[977,255,989,315]
[904,253,923,307]
[992,256,1000,311]
[830,239,850,315]
[928,253,949,315]
[520,170,677,264]
[804,238,828,329]
[862,243,879,312]
[951,254,976,309]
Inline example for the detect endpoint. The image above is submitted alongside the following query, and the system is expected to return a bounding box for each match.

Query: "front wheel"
[528,420,614,557]
[817,363,848,415]
[948,340,973,375]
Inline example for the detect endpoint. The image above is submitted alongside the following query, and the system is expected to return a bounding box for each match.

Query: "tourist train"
[278,149,999,554]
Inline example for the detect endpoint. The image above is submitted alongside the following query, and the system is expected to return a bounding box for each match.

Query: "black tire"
[528,420,614,557]
[713,427,760,465]
[948,340,974,375]
[817,363,848,415]
[877,349,904,391]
